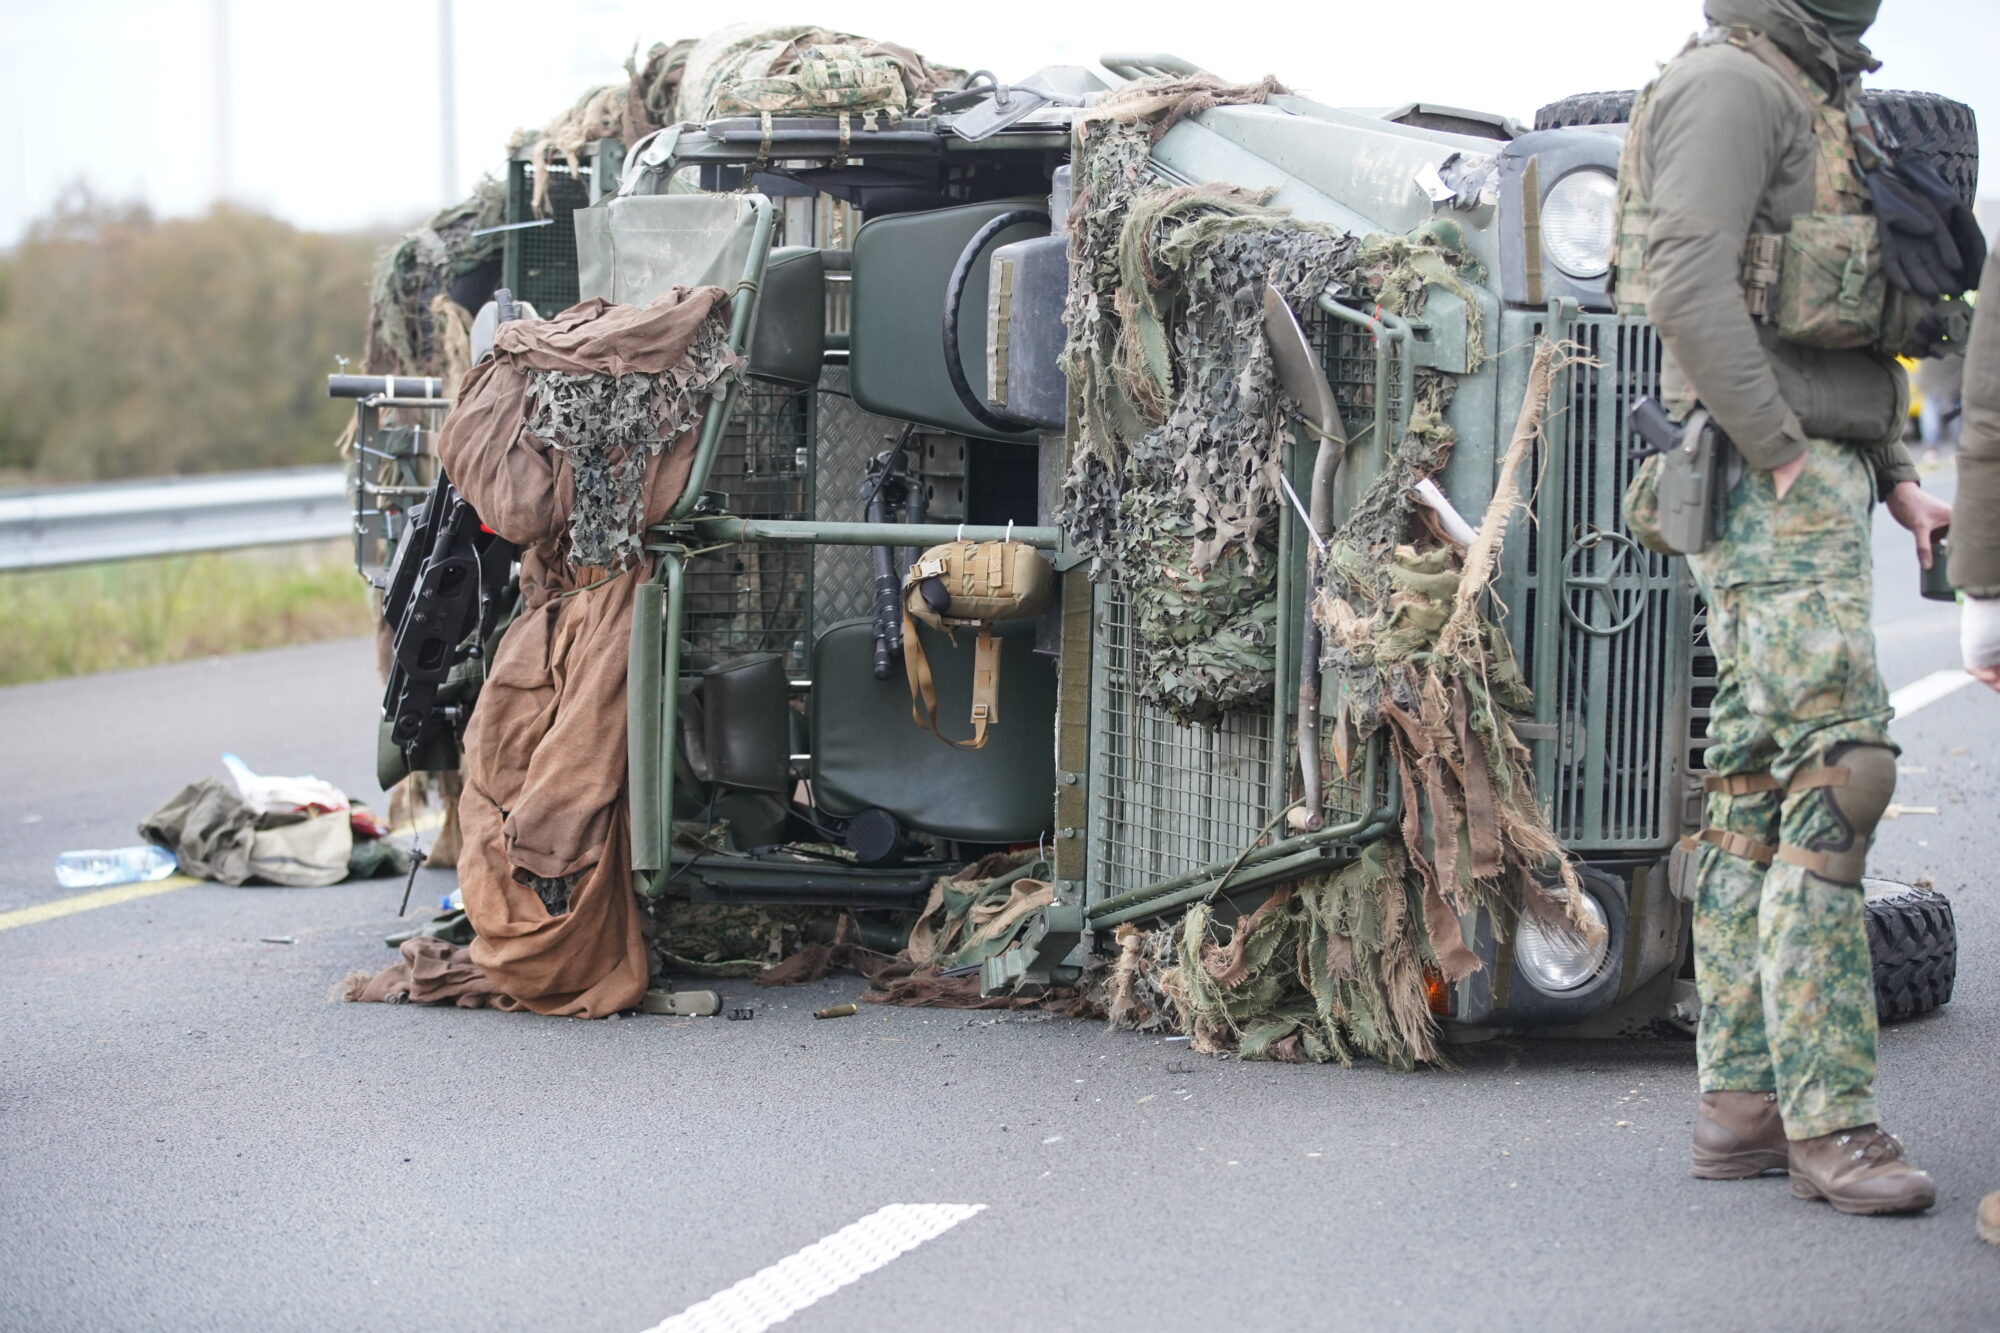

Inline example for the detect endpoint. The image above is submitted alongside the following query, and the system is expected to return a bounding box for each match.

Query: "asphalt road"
[4,490,1998,1332]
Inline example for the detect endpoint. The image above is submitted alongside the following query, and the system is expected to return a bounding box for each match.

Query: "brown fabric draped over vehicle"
[435,286,736,1018]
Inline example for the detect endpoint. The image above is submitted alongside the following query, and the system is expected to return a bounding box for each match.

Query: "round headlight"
[1541,169,1618,280]
[1513,891,1610,993]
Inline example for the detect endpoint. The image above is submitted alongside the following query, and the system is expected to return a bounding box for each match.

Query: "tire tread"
[1865,886,1956,1024]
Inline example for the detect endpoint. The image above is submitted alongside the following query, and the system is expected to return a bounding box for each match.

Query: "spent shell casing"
[813,1003,859,1019]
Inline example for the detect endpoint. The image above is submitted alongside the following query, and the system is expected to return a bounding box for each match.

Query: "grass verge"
[0,541,374,686]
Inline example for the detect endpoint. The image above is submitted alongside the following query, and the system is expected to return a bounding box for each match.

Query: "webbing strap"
[1787,765,1850,792]
[902,613,997,751]
[1705,771,1783,796]
[1703,766,1850,796]
[1742,233,1783,320]
[1775,842,1867,883]
[1775,844,1832,875]
[1680,827,1777,865]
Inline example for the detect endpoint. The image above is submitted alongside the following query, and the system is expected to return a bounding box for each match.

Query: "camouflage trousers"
[1686,439,1891,1140]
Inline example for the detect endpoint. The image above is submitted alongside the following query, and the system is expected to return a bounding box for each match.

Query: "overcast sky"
[2,0,1994,245]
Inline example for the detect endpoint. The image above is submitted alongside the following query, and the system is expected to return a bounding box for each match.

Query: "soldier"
[1618,0,1978,1216]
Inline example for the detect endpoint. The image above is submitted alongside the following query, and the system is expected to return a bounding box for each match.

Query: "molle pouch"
[1767,214,1886,350]
[901,539,1056,750]
[797,47,907,113]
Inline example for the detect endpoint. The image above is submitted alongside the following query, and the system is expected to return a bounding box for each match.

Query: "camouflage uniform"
[1618,0,1916,1144]
[1688,438,1890,1138]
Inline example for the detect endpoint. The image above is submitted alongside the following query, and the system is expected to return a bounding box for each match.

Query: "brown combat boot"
[1978,1192,2000,1246]
[1788,1125,1936,1215]
[1692,1090,1788,1179]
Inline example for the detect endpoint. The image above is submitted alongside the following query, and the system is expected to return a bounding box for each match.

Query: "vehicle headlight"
[1513,891,1610,993]
[1541,169,1617,280]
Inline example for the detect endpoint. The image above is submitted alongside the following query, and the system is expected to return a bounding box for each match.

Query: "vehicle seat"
[809,617,1054,843]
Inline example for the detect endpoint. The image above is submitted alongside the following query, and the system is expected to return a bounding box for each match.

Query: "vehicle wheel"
[1864,90,1980,209]
[1864,882,1956,1023]
[1532,90,1637,131]
[1531,88,1978,207]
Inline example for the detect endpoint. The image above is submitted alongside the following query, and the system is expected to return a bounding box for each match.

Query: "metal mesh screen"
[810,368,899,635]
[504,160,589,315]
[1544,315,1696,849]
[1089,581,1281,898]
[684,382,815,673]
[1307,301,1407,448]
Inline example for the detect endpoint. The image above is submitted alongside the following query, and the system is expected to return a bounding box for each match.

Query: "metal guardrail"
[0,466,349,572]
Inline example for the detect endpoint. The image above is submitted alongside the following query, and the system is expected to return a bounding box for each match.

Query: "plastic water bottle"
[53,846,178,889]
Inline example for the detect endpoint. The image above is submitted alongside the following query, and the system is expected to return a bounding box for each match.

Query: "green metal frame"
[629,519,1062,885]
[669,196,778,521]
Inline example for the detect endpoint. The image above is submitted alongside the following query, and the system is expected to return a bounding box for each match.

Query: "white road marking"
[1890,669,1975,721]
[642,1204,985,1333]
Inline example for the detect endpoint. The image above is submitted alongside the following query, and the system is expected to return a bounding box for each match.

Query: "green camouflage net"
[648,897,819,978]
[521,316,737,569]
[1059,75,1357,724]
[362,177,507,378]
[1080,190,1593,1063]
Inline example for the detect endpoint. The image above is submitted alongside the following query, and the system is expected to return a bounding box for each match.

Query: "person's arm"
[1641,56,1806,476]
[1871,436,1919,491]
[1952,245,2000,599]
[1963,597,2000,691]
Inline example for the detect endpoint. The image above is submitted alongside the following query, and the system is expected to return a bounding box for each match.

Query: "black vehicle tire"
[1531,88,1979,207]
[1865,90,1980,209]
[1864,883,1956,1023]
[1532,90,1638,132]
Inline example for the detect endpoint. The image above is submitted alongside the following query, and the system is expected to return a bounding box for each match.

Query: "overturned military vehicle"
[337,31,1961,1065]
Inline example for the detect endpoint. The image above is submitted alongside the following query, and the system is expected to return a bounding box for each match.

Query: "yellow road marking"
[0,811,447,934]
[0,877,199,931]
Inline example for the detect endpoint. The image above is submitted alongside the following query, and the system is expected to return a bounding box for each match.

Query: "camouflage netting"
[1060,75,1355,724]
[507,24,967,214]
[362,177,506,380]
[673,24,964,124]
[1093,340,1594,1069]
[521,316,738,570]
[1062,77,1593,1066]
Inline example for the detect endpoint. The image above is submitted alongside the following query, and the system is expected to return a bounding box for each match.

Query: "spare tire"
[1532,90,1638,132]
[1864,882,1956,1023]
[1866,90,1980,210]
[1531,88,1979,206]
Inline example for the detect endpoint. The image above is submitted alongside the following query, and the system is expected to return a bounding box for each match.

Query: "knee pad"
[1779,744,1895,883]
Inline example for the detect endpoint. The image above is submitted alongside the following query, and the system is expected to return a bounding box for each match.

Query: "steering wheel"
[941,209,1049,434]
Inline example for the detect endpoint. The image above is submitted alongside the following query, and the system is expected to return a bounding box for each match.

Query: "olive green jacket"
[1633,0,1916,490]
[1951,244,2000,597]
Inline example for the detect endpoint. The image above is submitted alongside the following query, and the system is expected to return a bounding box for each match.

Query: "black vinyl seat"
[808,617,1054,843]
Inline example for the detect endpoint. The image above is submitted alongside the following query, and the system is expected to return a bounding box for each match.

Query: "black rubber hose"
[941,209,1048,435]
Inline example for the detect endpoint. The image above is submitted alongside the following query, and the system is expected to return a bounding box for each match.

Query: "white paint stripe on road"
[1890,668,1976,721]
[642,1204,985,1333]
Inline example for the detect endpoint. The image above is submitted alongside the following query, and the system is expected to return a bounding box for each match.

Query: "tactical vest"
[1613,25,1912,353]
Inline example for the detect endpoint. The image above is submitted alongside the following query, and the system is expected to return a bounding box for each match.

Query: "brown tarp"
[434,287,730,1017]
[340,938,526,1010]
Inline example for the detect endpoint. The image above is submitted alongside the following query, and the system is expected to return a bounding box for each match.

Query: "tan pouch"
[901,539,1055,750]
[1758,214,1885,351]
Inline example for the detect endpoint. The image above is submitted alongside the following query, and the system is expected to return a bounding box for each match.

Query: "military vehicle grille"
[1537,314,1698,850]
